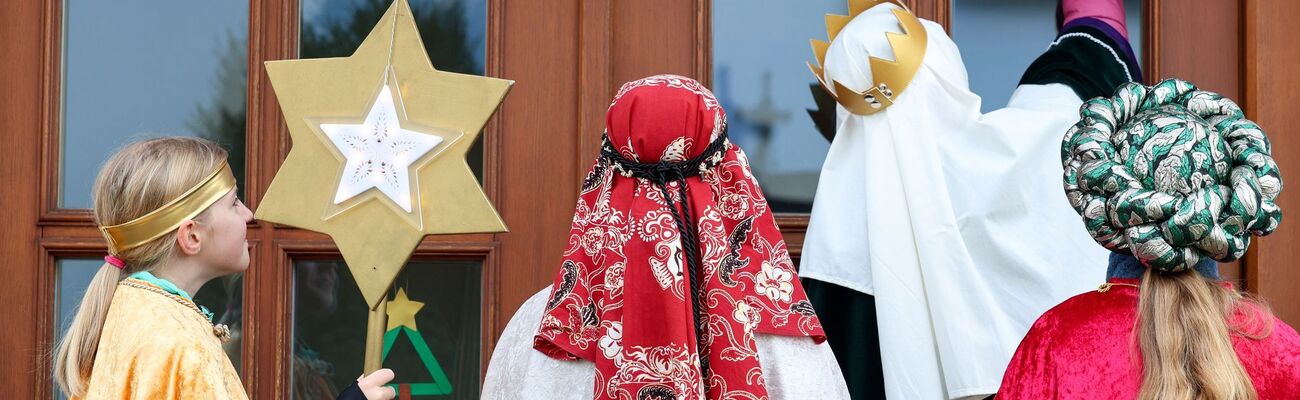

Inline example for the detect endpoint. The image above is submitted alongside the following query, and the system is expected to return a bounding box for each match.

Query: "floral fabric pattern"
[534,75,824,400]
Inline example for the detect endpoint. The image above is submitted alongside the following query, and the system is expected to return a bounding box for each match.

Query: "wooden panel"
[480,0,506,375]
[0,0,52,397]
[488,0,711,359]
[245,0,297,397]
[34,0,75,225]
[491,0,583,354]
[909,0,951,30]
[1147,0,1246,283]
[1146,0,1241,98]
[1245,0,1300,326]
[610,0,702,86]
[34,245,105,400]
[578,1,613,165]
[775,216,808,260]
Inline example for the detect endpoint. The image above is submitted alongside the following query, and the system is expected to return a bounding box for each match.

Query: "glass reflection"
[712,0,844,213]
[952,0,1143,112]
[61,1,248,208]
[292,260,481,399]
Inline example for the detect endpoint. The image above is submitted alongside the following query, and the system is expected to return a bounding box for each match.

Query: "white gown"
[799,4,1110,399]
[482,288,851,400]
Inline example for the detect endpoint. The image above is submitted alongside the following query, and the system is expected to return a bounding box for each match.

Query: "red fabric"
[999,278,1300,399]
[534,75,824,400]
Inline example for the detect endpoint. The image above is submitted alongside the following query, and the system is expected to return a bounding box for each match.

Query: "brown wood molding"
[36,0,65,224]
[32,238,132,399]
[33,247,62,400]
[245,1,298,397]
[1144,0,1248,285]
[492,0,584,373]
[911,0,951,31]
[482,0,506,379]
[274,238,495,257]
[251,0,298,215]
[14,1,66,397]
[269,226,494,244]
[1149,0,1242,98]
[36,209,94,227]
[1143,0,1160,84]
[578,0,612,178]
[247,237,291,399]
[1243,0,1300,326]
[695,0,712,86]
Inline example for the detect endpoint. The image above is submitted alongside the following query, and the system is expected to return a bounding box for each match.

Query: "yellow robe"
[79,279,248,399]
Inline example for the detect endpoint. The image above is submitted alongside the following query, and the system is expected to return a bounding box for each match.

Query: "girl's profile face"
[197,188,254,275]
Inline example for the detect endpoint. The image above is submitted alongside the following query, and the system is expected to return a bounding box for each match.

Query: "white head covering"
[799,3,1108,398]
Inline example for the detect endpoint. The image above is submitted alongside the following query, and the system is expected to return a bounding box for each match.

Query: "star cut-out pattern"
[321,86,441,213]
[256,0,512,308]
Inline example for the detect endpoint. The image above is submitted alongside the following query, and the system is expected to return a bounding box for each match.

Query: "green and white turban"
[1062,78,1283,272]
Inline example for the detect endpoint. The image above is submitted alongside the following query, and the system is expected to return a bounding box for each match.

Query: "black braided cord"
[599,130,730,388]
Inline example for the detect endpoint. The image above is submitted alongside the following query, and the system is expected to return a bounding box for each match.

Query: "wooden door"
[3,1,1298,399]
[0,0,563,398]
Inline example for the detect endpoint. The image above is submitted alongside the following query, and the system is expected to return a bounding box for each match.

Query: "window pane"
[952,0,1143,112]
[713,0,842,213]
[292,260,481,399]
[54,259,242,399]
[300,0,488,183]
[55,259,101,339]
[201,275,244,370]
[61,1,248,208]
[53,259,99,400]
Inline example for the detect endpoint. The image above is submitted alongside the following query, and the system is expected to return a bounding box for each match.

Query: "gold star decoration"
[256,0,511,308]
[385,288,425,331]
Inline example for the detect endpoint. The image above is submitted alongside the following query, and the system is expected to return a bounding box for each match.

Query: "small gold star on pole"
[385,288,425,331]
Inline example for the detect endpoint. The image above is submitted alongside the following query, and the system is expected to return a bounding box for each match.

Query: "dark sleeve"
[335,382,367,400]
[801,278,886,398]
[807,83,838,142]
[1019,18,1143,100]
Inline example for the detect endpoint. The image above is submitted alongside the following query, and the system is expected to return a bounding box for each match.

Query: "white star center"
[320,86,441,212]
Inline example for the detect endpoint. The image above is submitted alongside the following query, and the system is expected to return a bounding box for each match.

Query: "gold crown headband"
[99,164,236,255]
[808,0,927,115]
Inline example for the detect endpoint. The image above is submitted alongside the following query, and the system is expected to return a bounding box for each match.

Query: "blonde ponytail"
[53,263,121,396]
[1136,268,1272,400]
[53,137,228,397]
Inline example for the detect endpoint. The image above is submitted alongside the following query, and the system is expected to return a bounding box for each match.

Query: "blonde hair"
[1137,268,1274,400]
[53,137,229,398]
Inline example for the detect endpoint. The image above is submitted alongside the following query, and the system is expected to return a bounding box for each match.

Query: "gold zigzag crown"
[808,0,927,115]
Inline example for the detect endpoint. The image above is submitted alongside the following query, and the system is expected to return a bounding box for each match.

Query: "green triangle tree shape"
[382,326,454,395]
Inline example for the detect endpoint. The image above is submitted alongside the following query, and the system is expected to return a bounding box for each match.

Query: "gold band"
[808,0,927,116]
[1097,282,1140,292]
[100,164,236,254]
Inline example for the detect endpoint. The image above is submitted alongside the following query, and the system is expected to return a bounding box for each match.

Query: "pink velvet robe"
[999,278,1300,399]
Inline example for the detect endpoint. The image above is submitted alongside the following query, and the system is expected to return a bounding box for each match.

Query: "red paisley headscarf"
[534,75,825,400]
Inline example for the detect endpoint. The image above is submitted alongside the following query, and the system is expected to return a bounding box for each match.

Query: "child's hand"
[357,369,396,400]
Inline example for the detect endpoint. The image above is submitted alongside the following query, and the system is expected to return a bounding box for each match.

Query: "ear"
[175,220,204,256]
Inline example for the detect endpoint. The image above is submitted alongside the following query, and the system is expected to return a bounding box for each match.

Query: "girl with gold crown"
[800,0,1143,398]
[52,137,397,400]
